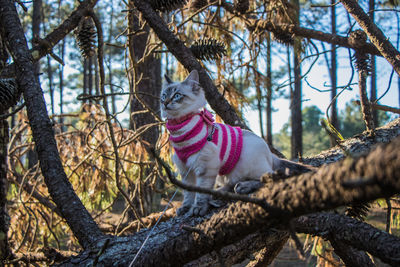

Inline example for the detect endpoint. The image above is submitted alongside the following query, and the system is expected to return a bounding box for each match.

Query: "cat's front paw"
[234,181,263,194]
[188,202,209,216]
[176,204,191,216]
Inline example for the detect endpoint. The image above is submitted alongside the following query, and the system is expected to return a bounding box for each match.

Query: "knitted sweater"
[166,109,243,175]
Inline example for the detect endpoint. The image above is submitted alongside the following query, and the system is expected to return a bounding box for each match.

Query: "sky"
[246,46,400,136]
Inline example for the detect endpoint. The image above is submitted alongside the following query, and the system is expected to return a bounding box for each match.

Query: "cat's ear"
[183,70,199,84]
[164,74,173,84]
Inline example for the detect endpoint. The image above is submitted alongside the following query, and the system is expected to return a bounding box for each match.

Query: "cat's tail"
[272,154,314,177]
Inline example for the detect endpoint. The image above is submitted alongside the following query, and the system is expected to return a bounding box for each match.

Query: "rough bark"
[294,213,399,266]
[340,0,400,76]
[59,119,400,266]
[131,0,247,129]
[302,118,400,167]
[0,119,9,263]
[128,11,160,145]
[185,229,289,267]
[0,0,103,249]
[329,237,374,267]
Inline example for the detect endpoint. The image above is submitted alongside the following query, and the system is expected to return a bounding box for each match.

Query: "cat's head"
[160,70,207,119]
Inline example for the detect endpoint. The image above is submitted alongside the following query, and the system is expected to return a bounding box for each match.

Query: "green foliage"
[339,100,391,138]
[274,105,330,158]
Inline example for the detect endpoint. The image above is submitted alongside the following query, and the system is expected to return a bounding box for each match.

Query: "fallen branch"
[58,119,400,266]
[294,213,400,266]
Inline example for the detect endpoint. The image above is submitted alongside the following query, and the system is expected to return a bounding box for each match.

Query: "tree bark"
[329,237,374,267]
[340,0,400,76]
[330,0,339,146]
[368,0,378,127]
[247,19,381,56]
[265,32,273,146]
[58,119,400,266]
[131,0,248,129]
[0,0,103,249]
[291,0,302,159]
[0,119,9,262]
[294,213,399,266]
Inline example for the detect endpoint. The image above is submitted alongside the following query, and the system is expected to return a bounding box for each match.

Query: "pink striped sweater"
[166,109,243,175]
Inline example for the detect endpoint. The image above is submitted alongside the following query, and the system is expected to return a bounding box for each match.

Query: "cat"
[160,70,308,216]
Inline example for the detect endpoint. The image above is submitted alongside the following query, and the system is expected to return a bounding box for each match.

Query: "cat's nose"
[163,100,170,109]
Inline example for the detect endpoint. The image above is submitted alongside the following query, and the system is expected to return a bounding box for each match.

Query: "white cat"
[160,70,295,216]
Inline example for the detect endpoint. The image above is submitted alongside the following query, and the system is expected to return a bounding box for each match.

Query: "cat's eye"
[173,93,183,100]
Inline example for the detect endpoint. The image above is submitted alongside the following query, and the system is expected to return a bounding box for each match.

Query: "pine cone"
[271,29,294,45]
[353,51,370,73]
[0,79,21,113]
[345,203,370,221]
[190,38,227,61]
[150,0,188,12]
[75,16,97,59]
[234,0,249,14]
[348,30,367,49]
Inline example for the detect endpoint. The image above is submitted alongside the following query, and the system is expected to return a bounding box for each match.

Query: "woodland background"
[0,0,400,266]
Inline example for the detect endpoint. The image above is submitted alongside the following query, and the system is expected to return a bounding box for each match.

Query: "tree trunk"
[291,0,302,159]
[128,8,161,217]
[0,119,9,262]
[255,69,264,138]
[0,0,103,249]
[369,0,378,126]
[330,0,339,146]
[88,55,93,97]
[59,38,65,126]
[107,0,116,114]
[265,32,273,146]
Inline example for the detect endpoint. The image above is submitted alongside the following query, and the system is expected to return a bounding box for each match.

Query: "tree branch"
[340,0,400,76]
[131,0,248,129]
[247,19,381,56]
[0,0,98,78]
[0,0,103,249]
[294,213,399,266]
[58,119,400,265]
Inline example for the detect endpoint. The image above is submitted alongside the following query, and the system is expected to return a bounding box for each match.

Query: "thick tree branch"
[59,119,400,265]
[329,237,375,267]
[294,213,400,266]
[247,19,381,56]
[303,118,400,167]
[131,0,247,129]
[0,0,98,78]
[0,0,103,249]
[340,0,400,76]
